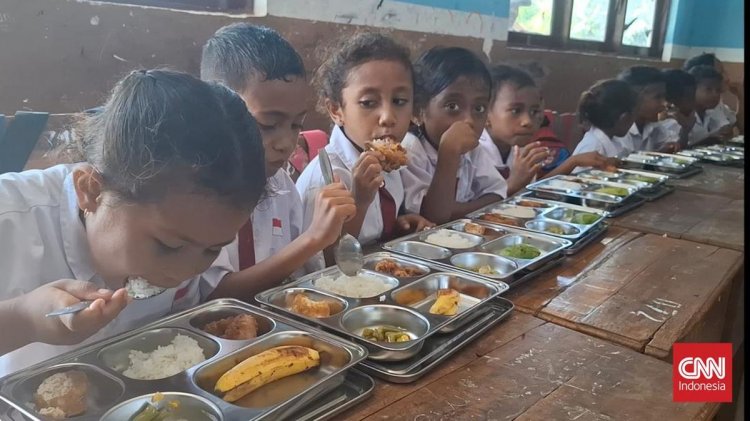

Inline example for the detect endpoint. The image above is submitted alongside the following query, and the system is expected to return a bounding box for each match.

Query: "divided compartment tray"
[358,296,514,383]
[620,152,704,178]
[524,174,646,213]
[255,252,508,362]
[382,220,571,282]
[0,299,370,421]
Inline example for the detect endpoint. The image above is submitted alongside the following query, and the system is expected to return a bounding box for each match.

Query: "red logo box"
[673,343,732,402]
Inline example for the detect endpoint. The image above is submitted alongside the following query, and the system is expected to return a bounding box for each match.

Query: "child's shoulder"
[0,164,74,215]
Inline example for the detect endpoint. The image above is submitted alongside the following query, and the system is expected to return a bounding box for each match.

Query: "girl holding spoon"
[0,70,266,376]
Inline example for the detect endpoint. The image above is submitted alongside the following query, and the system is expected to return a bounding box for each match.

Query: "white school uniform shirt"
[223,169,323,278]
[0,164,232,377]
[570,126,623,174]
[688,109,731,146]
[613,121,679,153]
[714,99,737,126]
[296,125,404,246]
[478,129,514,173]
[400,132,508,214]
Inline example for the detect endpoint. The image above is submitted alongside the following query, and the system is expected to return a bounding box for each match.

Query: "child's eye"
[156,239,183,253]
[474,105,487,114]
[445,103,460,112]
[393,98,410,106]
[359,99,378,108]
[509,108,522,115]
[257,122,279,131]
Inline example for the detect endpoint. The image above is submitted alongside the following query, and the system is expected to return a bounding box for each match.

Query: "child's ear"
[325,98,345,126]
[72,164,104,214]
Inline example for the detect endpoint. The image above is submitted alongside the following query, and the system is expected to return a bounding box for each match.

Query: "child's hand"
[396,213,435,235]
[439,121,479,155]
[304,182,357,247]
[717,124,734,140]
[20,280,130,346]
[351,151,384,207]
[668,109,696,130]
[573,152,618,172]
[659,143,681,153]
[512,142,549,182]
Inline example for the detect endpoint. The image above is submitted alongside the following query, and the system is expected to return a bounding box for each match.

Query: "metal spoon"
[318,148,363,277]
[44,277,167,317]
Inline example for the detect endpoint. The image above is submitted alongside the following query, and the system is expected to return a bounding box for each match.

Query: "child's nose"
[379,105,397,127]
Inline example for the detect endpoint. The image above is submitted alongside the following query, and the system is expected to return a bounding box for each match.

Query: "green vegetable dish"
[498,244,542,259]
[628,175,658,183]
[571,213,599,225]
[595,187,629,197]
[362,325,411,343]
[544,225,566,235]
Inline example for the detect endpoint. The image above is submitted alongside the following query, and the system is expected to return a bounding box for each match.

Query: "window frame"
[89,0,254,13]
[508,0,670,59]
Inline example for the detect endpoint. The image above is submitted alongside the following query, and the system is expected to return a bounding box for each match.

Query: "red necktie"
[379,186,397,241]
[238,219,256,270]
[499,166,510,179]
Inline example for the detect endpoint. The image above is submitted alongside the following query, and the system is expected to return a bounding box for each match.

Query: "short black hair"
[314,31,413,111]
[663,69,696,103]
[617,65,665,89]
[683,53,719,71]
[688,64,723,85]
[201,23,305,92]
[77,69,266,209]
[578,79,637,130]
[489,64,536,102]
[413,46,491,111]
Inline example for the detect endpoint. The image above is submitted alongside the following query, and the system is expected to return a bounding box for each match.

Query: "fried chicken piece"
[478,213,521,227]
[429,288,460,316]
[203,314,258,340]
[365,138,408,172]
[290,294,333,318]
[374,259,425,277]
[34,370,88,418]
[463,222,486,235]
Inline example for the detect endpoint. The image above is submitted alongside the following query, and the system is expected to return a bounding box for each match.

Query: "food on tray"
[395,289,428,306]
[365,137,408,172]
[122,334,206,380]
[130,392,181,421]
[429,288,460,316]
[595,186,629,197]
[515,200,549,208]
[288,293,338,318]
[374,259,426,277]
[498,244,542,259]
[424,229,477,249]
[315,273,392,298]
[457,264,499,276]
[571,212,599,225]
[495,205,536,219]
[627,174,659,183]
[215,345,320,403]
[202,314,258,340]
[478,213,521,227]
[34,370,89,419]
[361,325,411,343]
[545,180,584,191]
[544,225,566,235]
[463,222,486,235]
[125,277,166,299]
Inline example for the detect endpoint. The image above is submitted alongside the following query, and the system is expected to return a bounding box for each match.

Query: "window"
[90,0,253,13]
[508,0,670,58]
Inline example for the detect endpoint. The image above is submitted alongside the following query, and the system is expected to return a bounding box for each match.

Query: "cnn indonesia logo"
[673,343,732,402]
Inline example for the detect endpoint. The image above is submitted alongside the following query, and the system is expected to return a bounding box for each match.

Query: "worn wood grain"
[360,323,714,420]
[612,189,744,251]
[332,312,544,420]
[668,164,745,199]
[537,234,743,359]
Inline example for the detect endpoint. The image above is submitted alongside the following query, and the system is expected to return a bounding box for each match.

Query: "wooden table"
[612,189,744,251]
[668,163,744,200]
[335,313,716,420]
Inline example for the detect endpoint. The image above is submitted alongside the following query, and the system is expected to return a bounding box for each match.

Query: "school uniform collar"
[59,167,97,283]
[589,126,613,143]
[479,129,507,169]
[629,122,658,138]
[328,125,363,172]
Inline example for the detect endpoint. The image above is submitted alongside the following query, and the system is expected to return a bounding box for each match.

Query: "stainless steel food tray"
[465,196,607,254]
[0,299,369,421]
[358,296,514,383]
[678,146,744,167]
[727,135,744,146]
[382,220,571,282]
[256,252,508,362]
[524,174,645,210]
[619,151,703,177]
[575,168,669,190]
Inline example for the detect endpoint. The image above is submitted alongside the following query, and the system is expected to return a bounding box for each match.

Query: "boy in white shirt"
[685,65,733,146]
[683,52,742,133]
[200,24,356,300]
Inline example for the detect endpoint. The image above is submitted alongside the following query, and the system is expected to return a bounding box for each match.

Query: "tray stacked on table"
[382,221,571,286]
[521,174,647,217]
[256,252,514,383]
[465,196,608,255]
[0,299,373,421]
[574,168,674,201]
[727,135,744,146]
[619,151,703,178]
[677,145,744,167]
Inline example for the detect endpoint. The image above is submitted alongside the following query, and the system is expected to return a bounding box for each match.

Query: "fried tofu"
[290,294,333,318]
[34,370,88,419]
[203,314,258,340]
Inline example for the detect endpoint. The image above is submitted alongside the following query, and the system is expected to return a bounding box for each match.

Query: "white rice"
[314,274,392,298]
[546,180,584,191]
[495,206,536,219]
[424,229,476,249]
[122,334,206,380]
[125,277,166,299]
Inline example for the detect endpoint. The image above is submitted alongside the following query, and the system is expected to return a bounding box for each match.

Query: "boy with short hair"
[686,65,733,146]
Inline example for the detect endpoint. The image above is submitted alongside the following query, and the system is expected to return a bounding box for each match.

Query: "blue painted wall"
[395,0,509,17]
[665,0,743,48]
